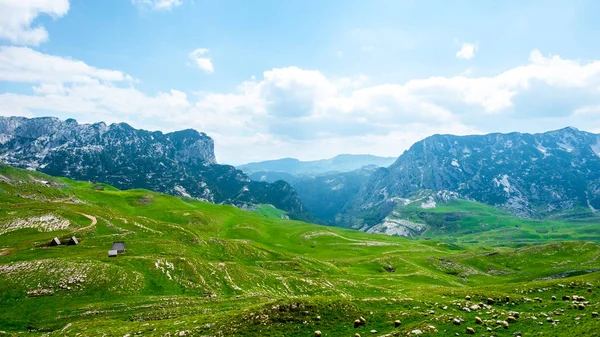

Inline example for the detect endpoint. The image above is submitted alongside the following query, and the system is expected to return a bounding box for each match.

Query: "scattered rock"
[552,296,556,301]
[316,316,320,321]
[370,330,377,334]
[465,295,471,301]
[502,321,509,328]
[354,320,361,328]
[562,295,570,301]
[506,296,510,302]
[578,304,586,310]
[314,331,322,337]
[394,320,401,327]
[487,298,495,305]
[355,334,361,337]
[359,316,366,324]
[475,317,482,324]
[507,316,517,323]
[592,312,598,317]
[466,327,475,334]
[453,318,461,326]
[547,317,554,323]
[410,330,422,336]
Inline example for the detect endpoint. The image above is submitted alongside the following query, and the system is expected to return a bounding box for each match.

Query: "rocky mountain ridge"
[0,116,304,214]
[343,127,600,229]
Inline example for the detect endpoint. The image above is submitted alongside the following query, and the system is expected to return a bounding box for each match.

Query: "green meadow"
[0,164,599,336]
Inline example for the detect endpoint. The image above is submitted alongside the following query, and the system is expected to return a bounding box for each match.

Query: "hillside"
[0,164,599,336]
[361,190,600,245]
[238,154,396,177]
[0,117,304,215]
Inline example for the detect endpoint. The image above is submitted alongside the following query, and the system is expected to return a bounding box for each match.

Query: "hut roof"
[67,237,79,245]
[112,241,125,253]
[108,249,118,257]
[50,237,61,246]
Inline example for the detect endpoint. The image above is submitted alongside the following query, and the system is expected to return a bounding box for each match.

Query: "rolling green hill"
[364,190,600,246]
[0,164,599,336]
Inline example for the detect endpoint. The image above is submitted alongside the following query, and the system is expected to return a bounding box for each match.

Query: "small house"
[50,237,61,246]
[108,250,118,257]
[67,237,79,245]
[112,241,125,253]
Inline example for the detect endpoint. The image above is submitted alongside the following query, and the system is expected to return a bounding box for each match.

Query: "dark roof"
[108,250,118,257]
[112,241,125,252]
[67,237,79,245]
[50,237,61,246]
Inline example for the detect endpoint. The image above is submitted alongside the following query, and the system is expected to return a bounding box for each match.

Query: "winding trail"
[73,213,97,233]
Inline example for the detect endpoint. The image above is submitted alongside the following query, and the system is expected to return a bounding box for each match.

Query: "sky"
[2,0,600,165]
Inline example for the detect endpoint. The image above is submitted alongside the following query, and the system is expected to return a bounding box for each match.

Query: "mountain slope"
[345,127,600,228]
[0,116,304,214]
[238,154,396,176]
[1,164,599,336]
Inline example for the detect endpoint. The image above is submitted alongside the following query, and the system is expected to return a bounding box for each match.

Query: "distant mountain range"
[238,154,396,179]
[0,117,304,216]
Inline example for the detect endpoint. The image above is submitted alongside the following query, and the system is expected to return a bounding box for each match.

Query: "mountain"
[343,127,600,229]
[0,116,304,215]
[237,154,396,176]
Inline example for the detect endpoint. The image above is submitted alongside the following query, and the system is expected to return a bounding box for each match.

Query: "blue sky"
[2,0,600,164]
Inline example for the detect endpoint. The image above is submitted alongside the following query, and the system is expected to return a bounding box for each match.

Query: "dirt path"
[74,213,97,233]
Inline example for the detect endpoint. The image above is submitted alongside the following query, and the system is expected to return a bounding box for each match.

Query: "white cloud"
[0,0,69,46]
[188,48,214,73]
[456,43,477,60]
[132,0,183,10]
[0,46,132,83]
[2,49,600,163]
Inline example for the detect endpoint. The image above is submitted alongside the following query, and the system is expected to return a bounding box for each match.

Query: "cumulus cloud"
[132,0,183,10]
[0,0,69,46]
[456,43,477,60]
[188,48,214,73]
[2,48,600,163]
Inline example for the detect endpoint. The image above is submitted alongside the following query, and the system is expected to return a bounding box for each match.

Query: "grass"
[384,193,600,246]
[0,164,599,336]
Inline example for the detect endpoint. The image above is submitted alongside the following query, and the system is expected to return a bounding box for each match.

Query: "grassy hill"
[0,164,599,336]
[366,190,600,246]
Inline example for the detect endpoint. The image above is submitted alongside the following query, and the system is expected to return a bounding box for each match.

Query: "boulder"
[314,331,322,337]
[394,320,401,327]
[475,317,482,324]
[466,327,475,334]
